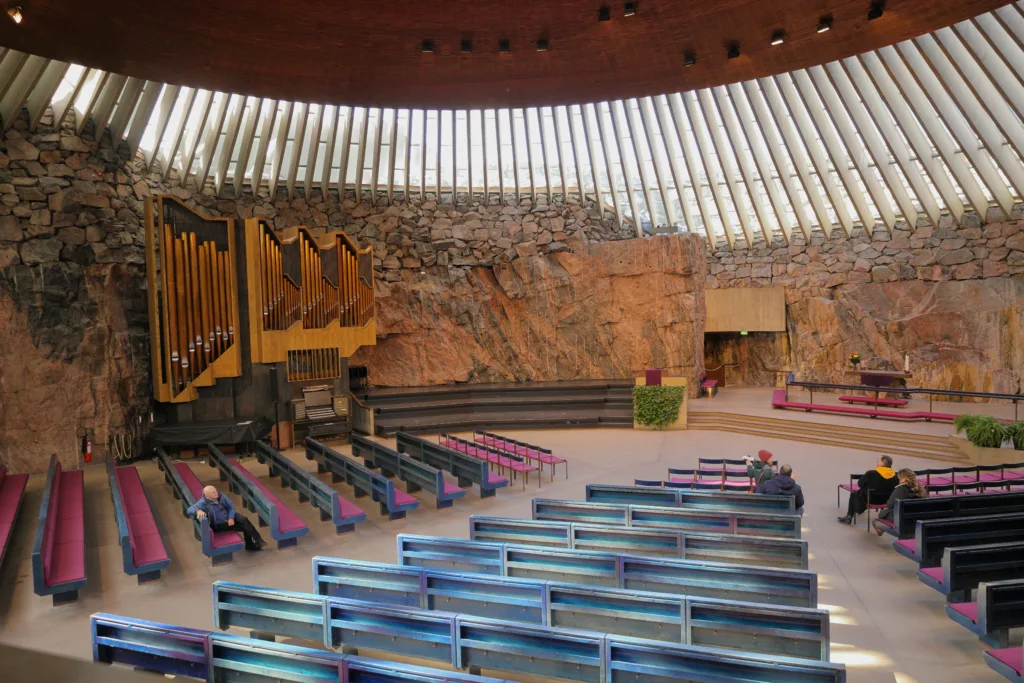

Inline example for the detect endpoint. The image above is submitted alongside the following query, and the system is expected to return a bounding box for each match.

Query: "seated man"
[186,485,267,551]
[744,450,775,487]
[837,455,897,525]
[755,464,804,512]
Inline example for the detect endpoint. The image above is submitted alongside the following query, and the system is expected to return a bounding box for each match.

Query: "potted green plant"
[633,385,687,429]
[950,414,1015,464]
[1005,421,1024,451]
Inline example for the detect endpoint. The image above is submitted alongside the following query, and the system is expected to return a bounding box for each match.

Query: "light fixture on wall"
[536,38,549,51]
[867,2,884,20]
[727,43,740,59]
[7,4,23,23]
[817,15,832,33]
[598,5,611,21]
[624,2,637,16]
[683,52,696,67]
[770,30,785,46]
[499,39,510,52]
[421,40,434,53]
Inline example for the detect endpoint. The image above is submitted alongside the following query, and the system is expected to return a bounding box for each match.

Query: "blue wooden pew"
[396,431,509,498]
[533,498,802,539]
[206,444,310,548]
[212,581,326,642]
[605,636,846,682]
[585,483,797,514]
[312,556,831,660]
[208,633,346,681]
[155,447,245,566]
[948,579,1024,648]
[351,434,467,509]
[254,441,368,534]
[91,613,208,680]
[306,437,420,520]
[396,534,818,608]
[469,515,810,569]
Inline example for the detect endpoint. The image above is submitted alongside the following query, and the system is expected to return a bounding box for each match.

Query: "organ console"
[145,196,241,403]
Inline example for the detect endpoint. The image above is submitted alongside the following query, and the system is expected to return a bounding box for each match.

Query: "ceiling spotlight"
[624,2,637,16]
[598,6,611,21]
[770,30,785,46]
[499,39,510,53]
[726,43,740,60]
[421,39,434,53]
[536,38,549,51]
[817,15,832,33]
[7,5,22,23]
[683,52,696,67]
[461,39,472,53]
[867,1,884,20]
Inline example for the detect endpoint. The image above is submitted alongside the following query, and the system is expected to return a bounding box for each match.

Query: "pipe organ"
[145,196,241,403]
[144,197,376,410]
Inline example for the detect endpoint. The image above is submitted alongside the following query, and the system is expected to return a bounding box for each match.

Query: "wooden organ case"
[145,196,241,403]
[144,197,375,446]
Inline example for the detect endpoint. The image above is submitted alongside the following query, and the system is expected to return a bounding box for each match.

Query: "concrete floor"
[0,426,1013,683]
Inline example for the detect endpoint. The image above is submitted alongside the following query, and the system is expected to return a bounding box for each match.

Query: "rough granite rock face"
[353,234,708,392]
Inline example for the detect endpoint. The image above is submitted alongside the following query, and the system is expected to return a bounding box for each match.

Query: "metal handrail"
[786,380,1022,420]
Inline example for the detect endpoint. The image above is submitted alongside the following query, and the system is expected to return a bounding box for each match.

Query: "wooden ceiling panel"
[0,0,1011,107]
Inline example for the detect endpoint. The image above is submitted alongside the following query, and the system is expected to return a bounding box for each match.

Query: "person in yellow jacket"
[837,455,898,524]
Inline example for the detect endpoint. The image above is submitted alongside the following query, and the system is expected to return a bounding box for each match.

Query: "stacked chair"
[92,480,847,682]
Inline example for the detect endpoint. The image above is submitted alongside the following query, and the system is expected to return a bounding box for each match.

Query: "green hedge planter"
[633,385,687,428]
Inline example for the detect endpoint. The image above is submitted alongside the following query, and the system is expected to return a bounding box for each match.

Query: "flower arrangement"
[848,353,861,368]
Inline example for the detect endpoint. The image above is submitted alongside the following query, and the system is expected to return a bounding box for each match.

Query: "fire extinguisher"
[82,434,92,464]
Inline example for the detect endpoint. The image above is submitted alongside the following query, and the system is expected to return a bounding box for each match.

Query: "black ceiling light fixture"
[624,2,637,16]
[867,1,884,20]
[537,38,549,51]
[598,5,611,21]
[499,39,510,52]
[817,14,833,33]
[683,52,696,67]
[727,42,740,59]
[421,39,434,53]
[461,39,472,53]
[771,30,785,46]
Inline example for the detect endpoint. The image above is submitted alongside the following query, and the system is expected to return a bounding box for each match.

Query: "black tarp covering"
[149,416,273,447]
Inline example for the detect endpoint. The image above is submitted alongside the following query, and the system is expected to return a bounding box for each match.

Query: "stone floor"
[0,425,1014,682]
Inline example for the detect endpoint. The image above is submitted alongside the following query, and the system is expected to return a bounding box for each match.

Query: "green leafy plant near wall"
[954,414,1010,449]
[633,385,686,428]
[1005,421,1024,450]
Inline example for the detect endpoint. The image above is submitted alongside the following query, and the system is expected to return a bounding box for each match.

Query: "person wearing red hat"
[744,450,776,487]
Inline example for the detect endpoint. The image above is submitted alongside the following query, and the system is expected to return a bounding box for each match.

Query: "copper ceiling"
[0,0,1011,108]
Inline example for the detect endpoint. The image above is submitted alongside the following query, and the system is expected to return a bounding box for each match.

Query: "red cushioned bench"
[838,395,908,407]
[0,465,29,572]
[985,645,1023,683]
[230,458,310,548]
[160,453,245,565]
[772,389,956,422]
[107,458,170,583]
[31,455,87,605]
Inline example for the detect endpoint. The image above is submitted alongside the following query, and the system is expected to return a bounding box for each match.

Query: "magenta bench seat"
[838,395,908,407]
[154,448,245,566]
[0,466,29,573]
[773,389,956,422]
[31,455,87,605]
[107,458,170,583]
[222,457,309,548]
[985,646,1023,683]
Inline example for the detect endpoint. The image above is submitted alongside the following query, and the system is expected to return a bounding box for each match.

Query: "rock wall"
[706,218,1024,394]
[354,234,708,389]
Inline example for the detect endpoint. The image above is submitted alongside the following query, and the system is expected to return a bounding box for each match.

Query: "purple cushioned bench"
[985,646,1023,683]
[231,458,309,548]
[773,389,956,422]
[948,601,979,624]
[109,459,170,583]
[893,538,917,560]
[173,461,245,563]
[917,565,946,592]
[839,395,908,407]
[31,455,87,605]
[0,466,29,572]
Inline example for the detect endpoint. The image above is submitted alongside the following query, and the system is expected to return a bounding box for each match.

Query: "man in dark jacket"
[755,465,804,512]
[186,485,267,551]
[837,455,898,524]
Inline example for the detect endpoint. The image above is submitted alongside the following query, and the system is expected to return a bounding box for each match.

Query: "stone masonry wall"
[705,217,1024,393]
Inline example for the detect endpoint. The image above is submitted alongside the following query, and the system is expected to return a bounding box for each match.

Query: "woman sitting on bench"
[872,469,926,535]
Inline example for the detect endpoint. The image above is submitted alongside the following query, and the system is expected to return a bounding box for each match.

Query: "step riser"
[688,422,958,452]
